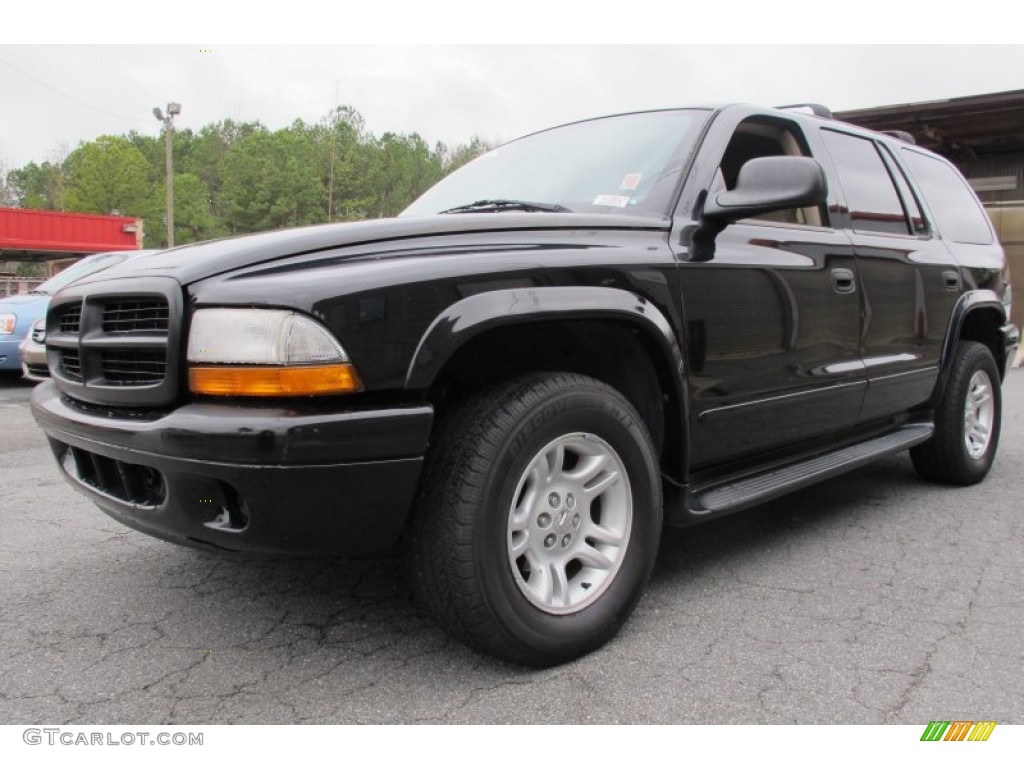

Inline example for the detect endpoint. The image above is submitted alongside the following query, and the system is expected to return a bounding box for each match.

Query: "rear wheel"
[412,373,662,666]
[911,341,1002,485]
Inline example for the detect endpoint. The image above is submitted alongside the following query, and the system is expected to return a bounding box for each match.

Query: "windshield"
[402,109,710,218]
[35,251,133,294]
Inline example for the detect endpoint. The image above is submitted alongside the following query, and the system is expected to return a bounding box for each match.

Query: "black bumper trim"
[31,382,433,556]
[32,382,433,465]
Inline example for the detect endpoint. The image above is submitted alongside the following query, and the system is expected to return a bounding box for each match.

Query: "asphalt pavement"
[0,372,1021,724]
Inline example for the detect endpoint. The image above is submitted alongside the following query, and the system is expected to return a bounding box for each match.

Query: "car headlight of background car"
[29,317,46,345]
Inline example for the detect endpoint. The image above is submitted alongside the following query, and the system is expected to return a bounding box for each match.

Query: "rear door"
[817,129,959,421]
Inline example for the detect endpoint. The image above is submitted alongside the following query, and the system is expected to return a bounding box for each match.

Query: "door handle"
[831,268,856,295]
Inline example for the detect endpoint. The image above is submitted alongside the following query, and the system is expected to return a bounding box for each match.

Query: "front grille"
[58,303,82,333]
[59,350,83,382]
[102,299,169,334]
[45,277,181,407]
[101,350,166,385]
[61,443,166,507]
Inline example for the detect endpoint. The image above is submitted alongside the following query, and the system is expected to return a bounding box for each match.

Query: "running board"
[678,423,934,522]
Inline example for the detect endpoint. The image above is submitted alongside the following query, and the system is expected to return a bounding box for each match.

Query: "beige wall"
[986,205,1024,335]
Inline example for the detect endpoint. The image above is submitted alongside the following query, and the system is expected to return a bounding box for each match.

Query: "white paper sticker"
[593,194,631,208]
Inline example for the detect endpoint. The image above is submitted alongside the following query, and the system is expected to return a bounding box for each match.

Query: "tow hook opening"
[202,481,250,533]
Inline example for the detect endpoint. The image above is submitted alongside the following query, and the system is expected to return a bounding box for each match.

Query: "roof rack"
[776,103,834,119]
[881,130,917,145]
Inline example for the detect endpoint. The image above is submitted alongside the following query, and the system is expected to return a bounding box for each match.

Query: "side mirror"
[703,156,827,222]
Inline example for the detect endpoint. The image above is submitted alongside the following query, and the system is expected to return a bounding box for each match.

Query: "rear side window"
[880,145,927,236]
[821,130,913,235]
[900,149,994,245]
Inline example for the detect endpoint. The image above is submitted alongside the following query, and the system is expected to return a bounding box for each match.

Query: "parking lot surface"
[1,374,1021,724]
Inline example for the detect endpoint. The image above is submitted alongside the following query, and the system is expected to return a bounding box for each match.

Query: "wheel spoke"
[566,452,610,483]
[583,469,621,499]
[530,562,553,604]
[550,564,570,607]
[510,530,530,559]
[583,522,627,548]
[970,383,990,407]
[510,476,538,528]
[574,543,616,571]
[545,443,565,482]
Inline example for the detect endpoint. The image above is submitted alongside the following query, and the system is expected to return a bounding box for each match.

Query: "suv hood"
[68,213,669,287]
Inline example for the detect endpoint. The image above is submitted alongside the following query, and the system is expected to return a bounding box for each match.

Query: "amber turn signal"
[189,364,362,396]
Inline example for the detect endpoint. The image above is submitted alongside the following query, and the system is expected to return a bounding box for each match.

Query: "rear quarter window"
[900,149,994,245]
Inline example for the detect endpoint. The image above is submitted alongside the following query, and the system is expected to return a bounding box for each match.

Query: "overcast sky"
[2,37,1022,170]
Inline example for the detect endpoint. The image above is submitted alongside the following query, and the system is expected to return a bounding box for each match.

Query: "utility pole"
[152,102,182,248]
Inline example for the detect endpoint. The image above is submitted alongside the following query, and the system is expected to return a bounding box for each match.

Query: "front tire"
[412,373,662,666]
[911,341,1002,485]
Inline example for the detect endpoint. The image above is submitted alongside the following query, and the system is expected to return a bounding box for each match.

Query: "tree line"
[0,105,490,251]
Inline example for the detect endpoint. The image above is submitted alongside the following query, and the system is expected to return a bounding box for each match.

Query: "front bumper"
[19,336,48,380]
[31,382,433,555]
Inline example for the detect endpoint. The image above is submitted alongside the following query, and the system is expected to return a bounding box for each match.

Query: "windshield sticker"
[593,194,631,208]
[620,173,642,190]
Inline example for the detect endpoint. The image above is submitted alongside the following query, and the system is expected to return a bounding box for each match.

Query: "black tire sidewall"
[471,382,661,663]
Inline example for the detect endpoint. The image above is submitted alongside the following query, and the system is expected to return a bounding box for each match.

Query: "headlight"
[29,318,46,345]
[187,308,361,396]
[0,313,16,335]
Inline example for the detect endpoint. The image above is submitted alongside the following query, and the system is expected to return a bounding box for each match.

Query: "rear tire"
[911,341,1001,485]
[412,373,662,666]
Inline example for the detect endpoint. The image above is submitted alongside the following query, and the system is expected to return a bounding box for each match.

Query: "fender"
[405,285,685,390]
[931,289,1010,405]
[404,285,691,487]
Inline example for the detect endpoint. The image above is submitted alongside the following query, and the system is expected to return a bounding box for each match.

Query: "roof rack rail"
[776,103,834,119]
[881,130,916,145]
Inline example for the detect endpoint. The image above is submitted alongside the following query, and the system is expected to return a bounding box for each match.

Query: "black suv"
[32,104,1019,666]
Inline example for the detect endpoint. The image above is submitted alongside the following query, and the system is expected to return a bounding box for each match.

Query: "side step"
[680,423,934,521]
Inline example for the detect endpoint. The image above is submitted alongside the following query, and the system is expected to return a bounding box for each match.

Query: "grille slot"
[63,444,165,506]
[59,350,83,382]
[102,299,169,334]
[58,303,82,333]
[101,350,167,385]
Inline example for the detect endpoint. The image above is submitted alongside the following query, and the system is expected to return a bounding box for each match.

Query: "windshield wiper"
[440,199,572,214]
[29,290,50,295]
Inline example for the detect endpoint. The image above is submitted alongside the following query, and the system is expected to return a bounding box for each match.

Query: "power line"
[0,55,152,125]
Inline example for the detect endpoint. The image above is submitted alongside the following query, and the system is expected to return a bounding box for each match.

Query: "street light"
[153,102,182,248]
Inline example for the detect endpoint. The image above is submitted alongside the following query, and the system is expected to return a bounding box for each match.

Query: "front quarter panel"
[404,285,685,390]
